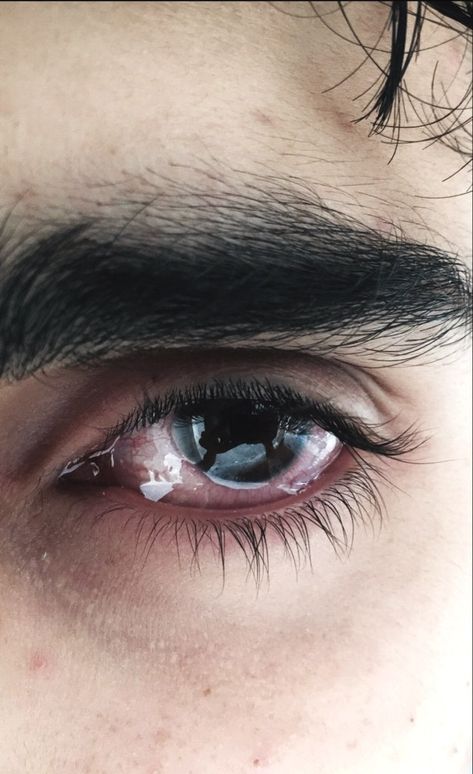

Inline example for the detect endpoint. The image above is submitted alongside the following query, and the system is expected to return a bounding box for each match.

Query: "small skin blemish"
[154,728,171,744]
[28,651,48,673]
[252,755,270,768]
[202,687,212,697]
[251,109,274,127]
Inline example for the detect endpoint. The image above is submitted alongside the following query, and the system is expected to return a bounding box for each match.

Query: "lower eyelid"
[58,445,352,522]
[48,448,384,584]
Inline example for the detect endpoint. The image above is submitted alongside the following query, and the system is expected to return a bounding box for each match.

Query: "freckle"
[253,760,261,767]
[202,687,211,696]
[28,651,48,673]
[409,716,415,724]
[346,739,358,749]
[109,724,118,733]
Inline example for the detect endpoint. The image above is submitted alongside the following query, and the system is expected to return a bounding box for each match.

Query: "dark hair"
[302,1,472,166]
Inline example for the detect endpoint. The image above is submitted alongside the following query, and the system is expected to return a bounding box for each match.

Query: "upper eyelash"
[57,376,422,584]
[93,376,420,461]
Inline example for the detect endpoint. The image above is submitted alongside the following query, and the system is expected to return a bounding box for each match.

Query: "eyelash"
[59,377,420,582]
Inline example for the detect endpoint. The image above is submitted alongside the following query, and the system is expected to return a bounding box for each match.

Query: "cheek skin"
[11,413,471,773]
[6,522,469,774]
[0,400,469,774]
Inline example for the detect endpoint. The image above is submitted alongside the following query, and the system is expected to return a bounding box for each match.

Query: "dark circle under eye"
[172,400,305,488]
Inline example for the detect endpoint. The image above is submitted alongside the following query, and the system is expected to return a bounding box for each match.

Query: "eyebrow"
[0,184,470,380]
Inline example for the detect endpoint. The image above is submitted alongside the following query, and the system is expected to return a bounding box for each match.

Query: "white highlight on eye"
[139,452,183,503]
[277,483,304,495]
[276,430,339,495]
[60,439,118,477]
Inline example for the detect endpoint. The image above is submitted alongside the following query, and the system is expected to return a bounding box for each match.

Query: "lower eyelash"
[87,454,387,587]
[51,377,422,584]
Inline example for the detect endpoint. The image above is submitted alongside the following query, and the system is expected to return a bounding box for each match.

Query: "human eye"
[51,351,419,581]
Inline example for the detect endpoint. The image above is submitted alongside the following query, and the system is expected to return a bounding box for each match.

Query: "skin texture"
[0,2,471,773]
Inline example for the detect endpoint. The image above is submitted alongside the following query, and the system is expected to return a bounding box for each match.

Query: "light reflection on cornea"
[139,452,183,502]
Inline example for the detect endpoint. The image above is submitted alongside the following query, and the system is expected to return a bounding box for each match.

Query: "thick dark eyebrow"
[0,186,470,380]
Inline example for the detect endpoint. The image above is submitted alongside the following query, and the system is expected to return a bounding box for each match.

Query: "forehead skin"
[0,0,470,248]
[0,3,471,774]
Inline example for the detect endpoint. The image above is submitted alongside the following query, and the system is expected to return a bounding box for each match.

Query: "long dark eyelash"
[95,377,420,461]
[94,461,387,587]
[61,377,421,585]
[307,0,472,179]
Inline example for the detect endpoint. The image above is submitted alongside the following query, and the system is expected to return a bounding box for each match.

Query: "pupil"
[198,401,279,472]
[173,400,303,487]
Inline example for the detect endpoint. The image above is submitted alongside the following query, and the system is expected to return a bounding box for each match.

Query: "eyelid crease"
[60,377,422,478]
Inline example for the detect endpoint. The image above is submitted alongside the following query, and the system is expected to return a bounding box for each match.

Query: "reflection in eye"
[58,377,418,575]
[62,395,341,509]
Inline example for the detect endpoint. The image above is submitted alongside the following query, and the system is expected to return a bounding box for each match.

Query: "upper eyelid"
[1,349,419,493]
[61,379,421,477]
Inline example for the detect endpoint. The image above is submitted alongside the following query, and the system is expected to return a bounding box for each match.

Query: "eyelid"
[77,382,418,474]
[2,349,411,490]
[56,378,422,523]
[1,353,425,588]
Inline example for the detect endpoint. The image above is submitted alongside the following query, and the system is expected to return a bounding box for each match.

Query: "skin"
[0,2,471,773]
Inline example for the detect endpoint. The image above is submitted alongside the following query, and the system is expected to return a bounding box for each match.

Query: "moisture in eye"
[60,400,342,509]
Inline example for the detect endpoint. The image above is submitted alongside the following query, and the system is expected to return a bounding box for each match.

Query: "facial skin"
[0,2,471,773]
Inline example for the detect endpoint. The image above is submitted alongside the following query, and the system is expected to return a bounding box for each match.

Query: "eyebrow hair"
[0,184,470,380]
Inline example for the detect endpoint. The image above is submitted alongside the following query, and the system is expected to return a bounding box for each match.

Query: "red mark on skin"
[251,109,274,127]
[28,651,48,673]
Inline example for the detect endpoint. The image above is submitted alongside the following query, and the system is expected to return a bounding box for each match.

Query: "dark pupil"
[174,400,302,485]
[198,400,280,472]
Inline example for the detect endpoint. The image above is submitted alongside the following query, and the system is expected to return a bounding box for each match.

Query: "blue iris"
[172,405,306,488]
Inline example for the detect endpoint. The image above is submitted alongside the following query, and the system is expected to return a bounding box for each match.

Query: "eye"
[58,371,416,504]
[52,366,418,579]
[60,395,342,512]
